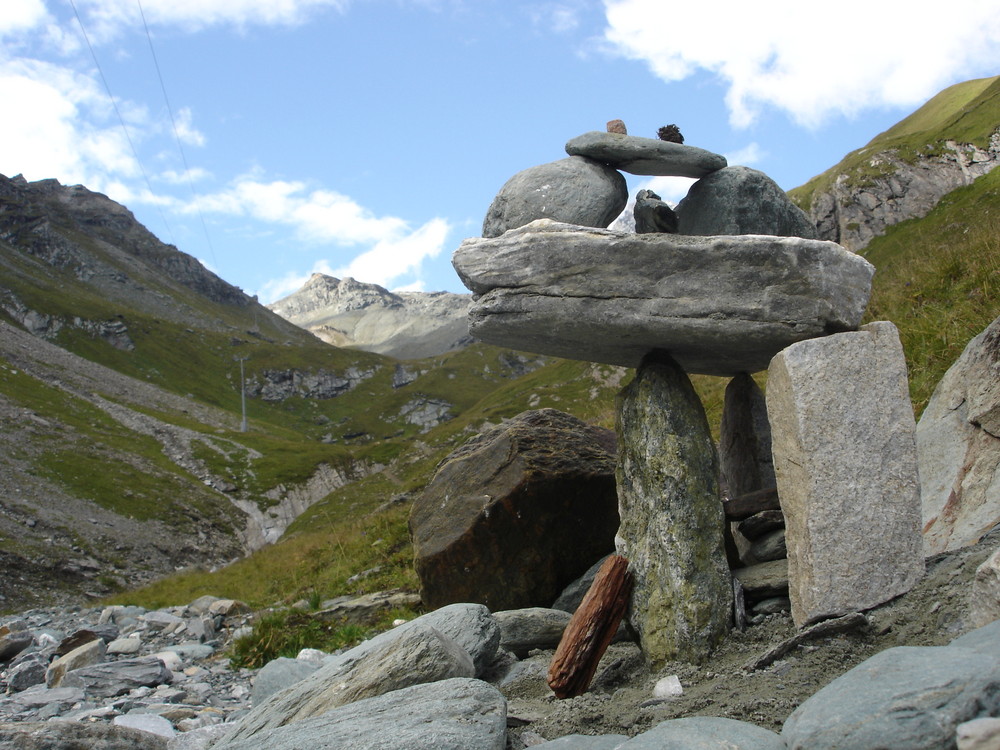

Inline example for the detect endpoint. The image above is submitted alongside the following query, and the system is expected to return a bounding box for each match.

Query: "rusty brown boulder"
[409,409,619,611]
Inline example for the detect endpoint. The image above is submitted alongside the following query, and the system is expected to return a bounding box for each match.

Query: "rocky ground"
[0,528,994,748]
[500,527,995,745]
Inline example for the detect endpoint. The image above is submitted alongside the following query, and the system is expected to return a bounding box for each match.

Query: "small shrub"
[657,124,684,143]
[228,609,373,669]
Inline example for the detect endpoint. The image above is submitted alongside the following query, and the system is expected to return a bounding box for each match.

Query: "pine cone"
[657,125,684,144]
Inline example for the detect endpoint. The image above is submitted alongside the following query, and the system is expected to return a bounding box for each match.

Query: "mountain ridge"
[789,76,1000,251]
[269,273,472,360]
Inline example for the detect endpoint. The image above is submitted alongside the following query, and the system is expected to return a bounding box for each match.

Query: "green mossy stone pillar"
[615,351,732,665]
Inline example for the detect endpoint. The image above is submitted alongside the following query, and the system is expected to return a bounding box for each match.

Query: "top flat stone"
[452,220,874,376]
[565,131,727,178]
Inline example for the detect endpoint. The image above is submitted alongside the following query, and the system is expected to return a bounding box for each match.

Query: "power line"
[67,0,177,247]
[136,0,219,267]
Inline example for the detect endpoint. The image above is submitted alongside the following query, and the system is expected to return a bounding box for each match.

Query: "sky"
[2,0,999,304]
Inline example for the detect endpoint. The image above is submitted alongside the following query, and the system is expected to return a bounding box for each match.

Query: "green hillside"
[0,174,625,613]
[789,75,1000,211]
[863,166,1000,415]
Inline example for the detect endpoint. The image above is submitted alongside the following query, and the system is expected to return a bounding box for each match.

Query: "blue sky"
[2,0,998,303]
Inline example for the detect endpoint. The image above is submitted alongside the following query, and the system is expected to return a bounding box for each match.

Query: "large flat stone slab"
[565,131,727,177]
[452,221,874,376]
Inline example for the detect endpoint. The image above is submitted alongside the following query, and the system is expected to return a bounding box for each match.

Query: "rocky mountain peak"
[269,276,471,360]
[0,173,252,310]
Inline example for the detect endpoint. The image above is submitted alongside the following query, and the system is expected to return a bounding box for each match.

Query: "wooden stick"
[744,612,868,672]
[547,555,634,699]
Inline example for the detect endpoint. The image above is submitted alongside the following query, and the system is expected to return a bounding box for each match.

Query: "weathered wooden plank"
[547,555,634,699]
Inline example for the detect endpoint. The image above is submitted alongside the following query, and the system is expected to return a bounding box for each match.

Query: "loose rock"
[918,313,1000,555]
[781,645,1000,749]
[565,131,727,177]
[212,678,507,750]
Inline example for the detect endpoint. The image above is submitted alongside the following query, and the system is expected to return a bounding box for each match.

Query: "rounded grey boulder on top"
[565,131,727,177]
[676,165,818,239]
[481,156,626,238]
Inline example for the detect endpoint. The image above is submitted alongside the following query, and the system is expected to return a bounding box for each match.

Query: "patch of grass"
[228,610,373,669]
[107,501,419,610]
[862,168,1000,416]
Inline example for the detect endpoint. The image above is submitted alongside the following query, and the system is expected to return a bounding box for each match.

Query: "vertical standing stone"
[766,321,923,627]
[615,352,732,665]
[719,373,775,498]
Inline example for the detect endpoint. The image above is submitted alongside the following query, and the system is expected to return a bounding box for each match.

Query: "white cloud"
[74,0,352,40]
[603,0,1000,128]
[202,178,452,302]
[635,176,695,205]
[332,217,451,287]
[0,58,139,193]
[725,142,763,167]
[530,4,581,34]
[0,0,47,37]
[159,166,212,184]
[188,175,413,245]
[174,107,206,146]
[255,217,451,303]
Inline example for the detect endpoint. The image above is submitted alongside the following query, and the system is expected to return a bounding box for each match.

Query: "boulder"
[676,166,818,238]
[213,678,507,750]
[633,189,677,234]
[453,220,874,375]
[252,657,321,705]
[46,637,106,687]
[107,637,143,655]
[6,653,47,692]
[747,529,786,564]
[719,373,775,499]
[969,547,1000,628]
[409,408,619,611]
[534,735,628,749]
[950,619,1000,657]
[552,555,610,613]
[957,717,1000,750]
[732,560,789,603]
[615,353,732,665]
[737,510,785,541]
[494,608,571,658]
[222,622,474,742]
[69,656,173,698]
[0,628,33,662]
[918,314,1000,555]
[620,716,785,749]
[0,721,169,749]
[113,714,176,739]
[482,156,626,238]
[767,322,924,626]
[564,131,727,177]
[405,603,502,676]
[781,645,1000,750]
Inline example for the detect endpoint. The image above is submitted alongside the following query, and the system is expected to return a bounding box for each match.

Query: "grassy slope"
[789,75,1000,210]
[863,167,1000,415]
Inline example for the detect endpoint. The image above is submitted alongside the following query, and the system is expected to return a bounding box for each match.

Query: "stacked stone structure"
[449,125,925,664]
